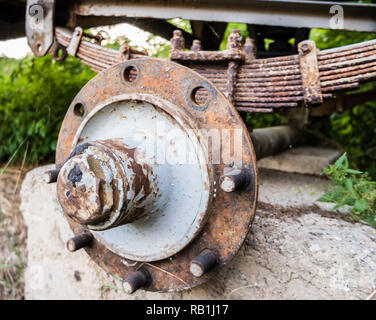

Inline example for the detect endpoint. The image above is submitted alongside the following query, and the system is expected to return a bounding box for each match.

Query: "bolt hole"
[191,86,209,107]
[73,103,86,117]
[123,66,138,82]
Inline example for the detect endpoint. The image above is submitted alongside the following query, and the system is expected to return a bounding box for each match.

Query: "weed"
[318,153,376,228]
[0,139,27,299]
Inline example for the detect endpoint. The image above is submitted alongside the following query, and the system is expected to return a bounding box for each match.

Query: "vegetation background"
[0,22,375,177]
[0,19,375,300]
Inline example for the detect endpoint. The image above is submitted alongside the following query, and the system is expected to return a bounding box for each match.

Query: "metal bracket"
[169,29,244,105]
[298,40,323,106]
[225,30,242,103]
[25,0,55,57]
[119,43,131,61]
[67,27,84,56]
[49,39,68,61]
[169,30,245,62]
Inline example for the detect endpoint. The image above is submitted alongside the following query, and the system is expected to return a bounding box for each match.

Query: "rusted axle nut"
[43,169,59,184]
[123,270,149,294]
[57,140,159,231]
[190,249,217,277]
[219,168,250,193]
[66,232,93,252]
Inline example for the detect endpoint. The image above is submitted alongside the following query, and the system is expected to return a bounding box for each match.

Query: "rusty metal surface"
[56,58,258,292]
[170,29,244,62]
[55,27,147,72]
[170,49,244,62]
[225,30,242,103]
[63,98,213,262]
[66,27,83,56]
[55,27,376,113]
[57,140,159,231]
[298,40,323,105]
[250,125,302,160]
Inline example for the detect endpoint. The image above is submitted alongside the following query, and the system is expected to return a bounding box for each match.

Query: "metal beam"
[75,16,196,48]
[250,125,303,160]
[74,0,376,33]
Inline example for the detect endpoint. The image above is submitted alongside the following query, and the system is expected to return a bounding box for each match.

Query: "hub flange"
[55,58,258,292]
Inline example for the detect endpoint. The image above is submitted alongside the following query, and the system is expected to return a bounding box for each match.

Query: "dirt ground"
[2,165,376,300]
[0,167,27,300]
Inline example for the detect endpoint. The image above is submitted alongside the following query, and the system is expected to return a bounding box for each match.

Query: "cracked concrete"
[20,165,376,300]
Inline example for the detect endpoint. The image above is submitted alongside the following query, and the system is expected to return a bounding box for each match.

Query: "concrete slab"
[20,165,376,300]
[257,146,342,176]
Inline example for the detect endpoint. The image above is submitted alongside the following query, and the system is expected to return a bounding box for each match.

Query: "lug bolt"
[190,249,217,277]
[219,168,249,193]
[66,232,93,252]
[190,39,202,51]
[227,29,242,50]
[123,270,149,294]
[243,38,256,60]
[171,30,185,51]
[43,169,60,184]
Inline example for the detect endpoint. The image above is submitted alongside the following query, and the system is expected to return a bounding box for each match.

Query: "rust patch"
[55,27,376,114]
[298,40,323,105]
[56,58,259,292]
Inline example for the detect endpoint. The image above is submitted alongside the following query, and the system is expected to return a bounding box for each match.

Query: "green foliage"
[146,35,170,58]
[310,29,376,50]
[318,153,376,228]
[0,55,95,165]
[329,99,376,176]
[309,29,376,177]
[167,18,192,34]
[245,112,286,129]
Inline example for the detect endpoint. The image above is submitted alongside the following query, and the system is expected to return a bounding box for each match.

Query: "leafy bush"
[310,29,376,50]
[0,55,95,165]
[318,153,376,228]
[310,30,376,177]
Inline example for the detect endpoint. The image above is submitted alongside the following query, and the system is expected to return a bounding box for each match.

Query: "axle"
[250,125,302,160]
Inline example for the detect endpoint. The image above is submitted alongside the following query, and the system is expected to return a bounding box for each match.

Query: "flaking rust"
[298,40,323,105]
[54,27,376,113]
[55,58,258,292]
[57,140,156,230]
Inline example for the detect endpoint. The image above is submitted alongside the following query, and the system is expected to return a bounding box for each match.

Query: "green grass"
[0,139,27,299]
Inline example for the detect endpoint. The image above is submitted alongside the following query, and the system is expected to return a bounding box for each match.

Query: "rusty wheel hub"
[57,140,159,230]
[55,58,258,292]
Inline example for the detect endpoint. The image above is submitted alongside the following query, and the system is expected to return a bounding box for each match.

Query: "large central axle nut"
[57,141,157,230]
[55,58,258,292]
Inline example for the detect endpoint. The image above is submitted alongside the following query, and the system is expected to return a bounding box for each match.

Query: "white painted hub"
[77,99,211,262]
